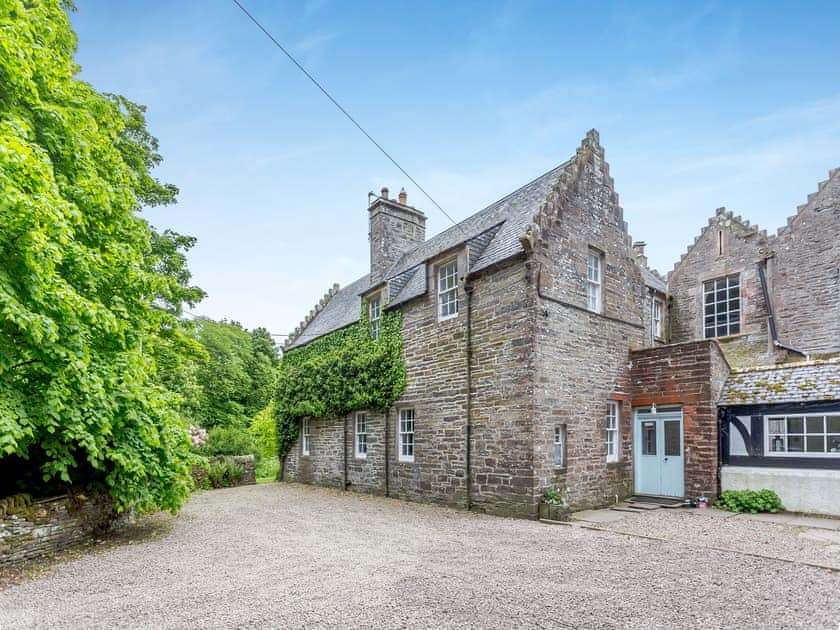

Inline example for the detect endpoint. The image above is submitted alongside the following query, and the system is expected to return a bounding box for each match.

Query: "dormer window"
[438,260,458,320]
[368,295,381,340]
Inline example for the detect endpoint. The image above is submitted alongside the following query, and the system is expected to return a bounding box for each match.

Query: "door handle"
[663,457,669,462]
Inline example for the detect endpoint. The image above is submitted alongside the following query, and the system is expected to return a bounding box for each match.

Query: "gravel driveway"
[1,483,837,629]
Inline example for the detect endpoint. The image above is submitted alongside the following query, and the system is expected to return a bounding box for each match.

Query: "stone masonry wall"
[369,199,426,284]
[0,493,116,567]
[283,253,537,517]
[630,341,730,500]
[463,260,536,516]
[528,130,646,509]
[772,169,840,357]
[284,417,344,489]
[668,208,772,369]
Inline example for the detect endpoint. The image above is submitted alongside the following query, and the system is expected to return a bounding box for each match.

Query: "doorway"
[634,409,684,497]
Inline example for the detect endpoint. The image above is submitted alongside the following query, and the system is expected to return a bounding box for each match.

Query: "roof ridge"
[731,357,840,374]
[383,158,572,279]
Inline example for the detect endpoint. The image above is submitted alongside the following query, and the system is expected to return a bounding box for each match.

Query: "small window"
[606,402,619,462]
[398,409,415,462]
[302,418,311,456]
[766,414,840,456]
[642,421,656,455]
[438,260,459,320]
[368,296,381,340]
[587,250,602,313]
[703,274,740,338]
[652,298,663,342]
[554,425,566,468]
[355,413,368,459]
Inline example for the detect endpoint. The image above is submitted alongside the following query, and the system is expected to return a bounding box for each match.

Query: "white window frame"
[368,296,381,340]
[606,402,619,462]
[652,298,663,342]
[764,413,840,457]
[301,418,311,456]
[586,250,602,313]
[703,274,740,338]
[398,408,415,462]
[553,425,566,468]
[355,413,368,459]
[437,259,459,320]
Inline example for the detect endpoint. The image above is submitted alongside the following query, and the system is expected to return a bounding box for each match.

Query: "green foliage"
[192,319,278,429]
[204,459,245,489]
[0,0,202,512]
[715,489,783,514]
[255,457,280,483]
[250,401,277,461]
[201,426,256,458]
[542,488,566,505]
[274,310,406,471]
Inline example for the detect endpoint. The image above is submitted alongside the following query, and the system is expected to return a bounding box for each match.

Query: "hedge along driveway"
[0,484,837,629]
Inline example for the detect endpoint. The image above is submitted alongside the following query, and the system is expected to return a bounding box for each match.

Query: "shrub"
[205,459,245,489]
[255,457,280,483]
[715,489,783,514]
[202,426,256,458]
[249,402,277,461]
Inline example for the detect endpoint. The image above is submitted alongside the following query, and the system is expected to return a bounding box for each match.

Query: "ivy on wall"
[274,310,406,472]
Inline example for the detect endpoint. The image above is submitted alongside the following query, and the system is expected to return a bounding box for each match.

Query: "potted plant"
[539,488,570,521]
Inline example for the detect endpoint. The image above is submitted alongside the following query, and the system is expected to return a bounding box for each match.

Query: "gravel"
[599,507,840,570]
[0,483,837,629]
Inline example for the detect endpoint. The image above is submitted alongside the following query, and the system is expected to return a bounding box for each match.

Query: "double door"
[634,410,684,497]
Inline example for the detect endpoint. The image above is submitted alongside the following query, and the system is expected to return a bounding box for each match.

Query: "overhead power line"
[231,0,466,234]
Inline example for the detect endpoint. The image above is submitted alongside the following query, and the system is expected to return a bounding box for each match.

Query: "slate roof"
[286,152,663,350]
[640,266,666,293]
[286,274,370,349]
[719,359,840,406]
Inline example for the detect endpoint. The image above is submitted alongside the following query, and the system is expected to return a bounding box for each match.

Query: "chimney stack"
[632,241,648,267]
[368,185,426,284]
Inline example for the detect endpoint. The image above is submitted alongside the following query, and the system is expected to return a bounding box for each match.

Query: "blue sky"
[70,1,840,341]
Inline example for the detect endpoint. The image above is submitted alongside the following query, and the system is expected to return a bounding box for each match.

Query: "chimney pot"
[398,188,407,205]
[381,187,389,200]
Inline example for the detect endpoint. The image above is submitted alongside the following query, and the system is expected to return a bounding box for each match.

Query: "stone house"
[283,130,839,517]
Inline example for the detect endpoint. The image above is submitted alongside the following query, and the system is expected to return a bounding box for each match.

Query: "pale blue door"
[634,411,684,497]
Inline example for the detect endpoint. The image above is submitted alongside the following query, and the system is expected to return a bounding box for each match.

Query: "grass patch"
[255,457,280,484]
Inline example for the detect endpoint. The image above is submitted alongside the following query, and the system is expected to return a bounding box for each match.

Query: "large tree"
[0,0,202,512]
[192,319,278,430]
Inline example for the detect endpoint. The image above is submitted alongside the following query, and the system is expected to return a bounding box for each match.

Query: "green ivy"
[274,310,406,471]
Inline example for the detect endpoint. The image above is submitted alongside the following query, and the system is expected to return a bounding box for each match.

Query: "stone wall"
[771,169,840,357]
[282,256,537,516]
[528,130,646,509]
[668,208,772,368]
[630,340,730,500]
[0,493,116,568]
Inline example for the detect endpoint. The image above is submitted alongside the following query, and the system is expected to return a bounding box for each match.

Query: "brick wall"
[0,493,116,567]
[771,169,840,357]
[630,340,730,500]
[528,131,646,510]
